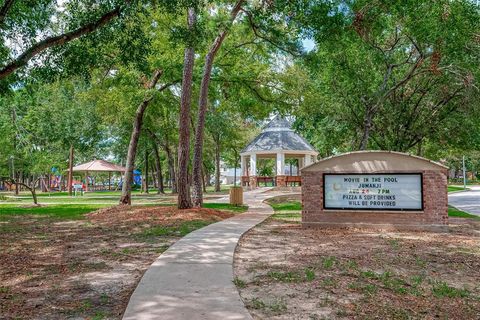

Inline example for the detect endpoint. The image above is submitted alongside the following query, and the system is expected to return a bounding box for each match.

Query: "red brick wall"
[301,170,448,230]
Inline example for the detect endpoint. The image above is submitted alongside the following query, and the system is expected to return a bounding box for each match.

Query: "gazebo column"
[276,152,287,187]
[240,156,247,176]
[249,154,257,189]
[240,155,247,186]
[304,154,313,167]
[299,157,305,169]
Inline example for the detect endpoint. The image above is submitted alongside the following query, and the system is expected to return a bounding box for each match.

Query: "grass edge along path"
[0,202,248,220]
[447,185,470,192]
[265,199,480,222]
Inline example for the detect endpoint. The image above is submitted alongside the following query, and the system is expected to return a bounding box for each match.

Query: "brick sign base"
[301,151,448,231]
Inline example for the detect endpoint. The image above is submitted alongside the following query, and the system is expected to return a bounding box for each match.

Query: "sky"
[302,38,316,52]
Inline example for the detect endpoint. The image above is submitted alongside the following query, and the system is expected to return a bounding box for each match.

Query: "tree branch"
[157,79,181,92]
[242,8,301,57]
[0,3,129,79]
[0,0,15,26]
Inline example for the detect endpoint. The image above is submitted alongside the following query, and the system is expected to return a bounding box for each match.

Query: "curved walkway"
[122,188,283,320]
[449,186,480,216]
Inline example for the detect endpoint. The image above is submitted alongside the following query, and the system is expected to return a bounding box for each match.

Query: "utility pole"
[462,155,467,190]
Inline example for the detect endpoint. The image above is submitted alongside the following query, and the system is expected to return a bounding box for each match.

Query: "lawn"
[203,202,248,213]
[0,186,233,205]
[0,201,242,319]
[448,185,469,192]
[0,204,108,219]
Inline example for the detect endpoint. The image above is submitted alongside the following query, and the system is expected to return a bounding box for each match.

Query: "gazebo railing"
[241,175,302,187]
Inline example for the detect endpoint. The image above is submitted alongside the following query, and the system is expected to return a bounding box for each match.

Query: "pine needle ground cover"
[0,204,240,319]
[233,197,480,319]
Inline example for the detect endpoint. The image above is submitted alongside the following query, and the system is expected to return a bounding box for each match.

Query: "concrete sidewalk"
[122,188,280,320]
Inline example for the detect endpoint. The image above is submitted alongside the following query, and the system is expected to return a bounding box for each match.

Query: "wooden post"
[68,146,74,196]
[108,172,111,191]
[85,171,88,192]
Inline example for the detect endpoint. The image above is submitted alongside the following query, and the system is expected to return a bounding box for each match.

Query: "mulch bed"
[0,205,233,320]
[234,218,480,319]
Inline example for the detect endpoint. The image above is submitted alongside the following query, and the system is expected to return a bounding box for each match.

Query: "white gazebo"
[240,116,318,188]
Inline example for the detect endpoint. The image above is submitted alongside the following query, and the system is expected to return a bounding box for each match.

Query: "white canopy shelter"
[70,159,126,191]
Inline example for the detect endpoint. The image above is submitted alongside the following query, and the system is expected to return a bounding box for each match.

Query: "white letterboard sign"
[323,174,423,210]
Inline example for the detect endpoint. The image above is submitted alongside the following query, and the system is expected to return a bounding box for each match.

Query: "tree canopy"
[0,0,479,197]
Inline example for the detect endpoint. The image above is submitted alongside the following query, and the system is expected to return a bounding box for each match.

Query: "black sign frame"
[322,172,424,211]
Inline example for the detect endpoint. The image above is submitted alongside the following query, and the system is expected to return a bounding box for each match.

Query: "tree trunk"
[144,147,149,194]
[119,70,162,205]
[165,144,177,194]
[177,7,196,209]
[31,187,38,205]
[10,178,39,205]
[151,162,157,188]
[152,140,165,194]
[204,162,212,187]
[214,139,221,192]
[191,0,244,207]
[14,172,19,195]
[201,165,207,193]
[359,110,373,150]
[148,129,171,194]
[68,145,74,196]
[416,140,423,156]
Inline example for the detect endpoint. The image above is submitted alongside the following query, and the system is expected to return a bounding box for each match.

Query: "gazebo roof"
[241,116,317,154]
[70,159,126,172]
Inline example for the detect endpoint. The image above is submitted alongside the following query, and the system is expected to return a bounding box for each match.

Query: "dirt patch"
[0,206,233,319]
[234,218,480,319]
[264,194,301,205]
[264,187,301,194]
[87,205,232,225]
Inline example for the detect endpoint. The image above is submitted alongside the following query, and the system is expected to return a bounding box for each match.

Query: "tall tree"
[294,0,480,153]
[191,0,245,207]
[119,70,162,204]
[177,7,196,209]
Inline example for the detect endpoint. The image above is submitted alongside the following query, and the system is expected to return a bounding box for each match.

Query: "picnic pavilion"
[240,116,318,188]
[70,159,126,192]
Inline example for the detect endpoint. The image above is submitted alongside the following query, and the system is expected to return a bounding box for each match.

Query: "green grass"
[0,200,247,223]
[139,220,213,238]
[271,212,301,220]
[268,200,302,222]
[268,200,301,222]
[448,206,480,219]
[6,190,144,197]
[267,270,302,282]
[203,203,248,213]
[268,201,301,212]
[448,185,469,192]
[0,204,107,219]
[233,277,247,288]
[431,280,470,298]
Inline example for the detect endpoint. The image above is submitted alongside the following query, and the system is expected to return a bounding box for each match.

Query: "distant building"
[219,161,241,185]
